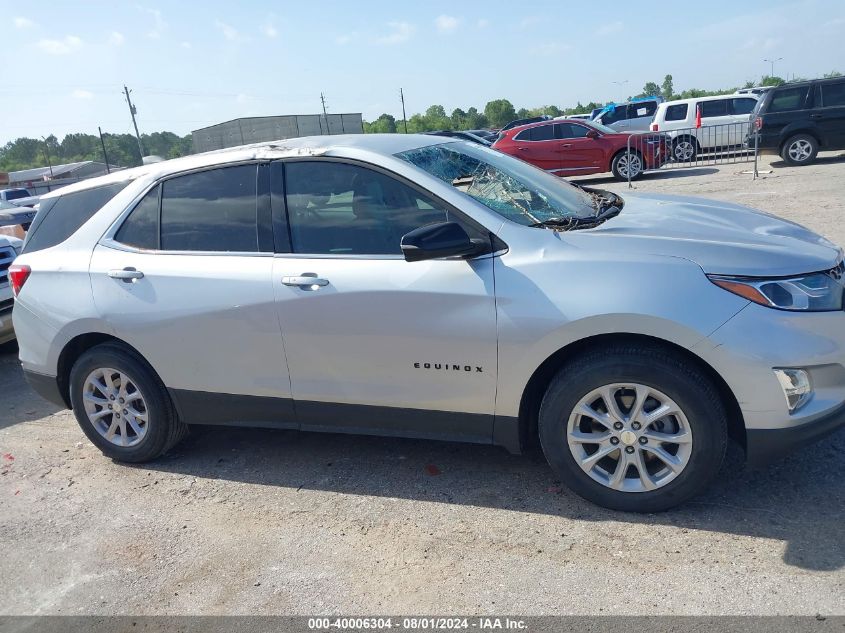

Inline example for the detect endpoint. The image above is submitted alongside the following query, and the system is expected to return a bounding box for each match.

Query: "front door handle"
[108,267,144,282]
[282,274,329,289]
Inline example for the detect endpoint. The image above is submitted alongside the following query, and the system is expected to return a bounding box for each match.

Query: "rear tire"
[672,136,699,162]
[781,134,818,165]
[611,150,644,181]
[538,343,727,512]
[69,343,187,462]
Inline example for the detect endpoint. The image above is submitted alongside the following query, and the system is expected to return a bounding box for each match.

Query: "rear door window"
[160,165,258,252]
[22,182,129,254]
[701,99,729,118]
[768,86,810,112]
[820,81,845,107]
[664,104,688,121]
[631,101,658,118]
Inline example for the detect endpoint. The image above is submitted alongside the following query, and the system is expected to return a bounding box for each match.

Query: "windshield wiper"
[532,205,622,231]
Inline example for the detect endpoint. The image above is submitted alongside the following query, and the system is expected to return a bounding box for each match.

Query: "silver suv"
[11,135,845,512]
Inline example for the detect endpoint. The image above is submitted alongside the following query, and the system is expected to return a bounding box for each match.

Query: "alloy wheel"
[618,154,642,179]
[82,367,149,447]
[673,140,695,162]
[566,383,693,493]
[788,139,813,163]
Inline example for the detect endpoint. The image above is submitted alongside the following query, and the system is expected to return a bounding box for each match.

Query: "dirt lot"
[1,153,844,616]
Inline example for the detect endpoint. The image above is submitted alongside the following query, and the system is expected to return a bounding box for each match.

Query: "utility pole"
[320,92,329,135]
[41,137,54,178]
[98,127,111,174]
[123,85,145,159]
[399,88,408,134]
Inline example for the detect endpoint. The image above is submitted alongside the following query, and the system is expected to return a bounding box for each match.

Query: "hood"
[567,192,841,276]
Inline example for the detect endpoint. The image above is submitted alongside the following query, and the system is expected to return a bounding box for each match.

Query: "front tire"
[781,134,818,165]
[69,343,187,462]
[611,150,644,181]
[538,344,727,512]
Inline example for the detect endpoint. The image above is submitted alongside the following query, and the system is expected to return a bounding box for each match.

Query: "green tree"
[366,113,397,133]
[642,81,661,97]
[450,108,467,129]
[484,99,517,128]
[823,70,842,78]
[760,75,786,87]
[464,107,488,129]
[661,74,674,99]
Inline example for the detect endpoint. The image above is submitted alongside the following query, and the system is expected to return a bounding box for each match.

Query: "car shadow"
[0,344,63,430]
[571,167,720,186]
[134,422,844,573]
[768,152,845,168]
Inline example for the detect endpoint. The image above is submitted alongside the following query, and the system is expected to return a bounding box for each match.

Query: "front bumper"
[746,402,845,465]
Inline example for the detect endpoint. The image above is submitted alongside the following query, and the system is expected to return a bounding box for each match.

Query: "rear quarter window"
[22,182,129,254]
[664,104,688,121]
[820,81,845,107]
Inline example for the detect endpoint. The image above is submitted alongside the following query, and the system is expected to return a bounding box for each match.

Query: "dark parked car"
[749,77,845,165]
[500,115,552,132]
[424,130,492,146]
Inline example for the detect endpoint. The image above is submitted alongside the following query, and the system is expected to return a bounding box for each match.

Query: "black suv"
[749,77,845,165]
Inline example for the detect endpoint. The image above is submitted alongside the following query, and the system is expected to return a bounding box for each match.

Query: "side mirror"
[401,222,484,262]
[585,129,599,139]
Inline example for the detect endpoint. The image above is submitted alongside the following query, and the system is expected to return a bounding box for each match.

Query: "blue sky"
[2,0,844,144]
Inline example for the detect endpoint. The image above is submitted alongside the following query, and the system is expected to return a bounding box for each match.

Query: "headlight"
[708,272,843,311]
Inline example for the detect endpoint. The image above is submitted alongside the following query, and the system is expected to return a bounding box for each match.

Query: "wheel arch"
[779,128,823,153]
[516,332,745,454]
[56,332,149,408]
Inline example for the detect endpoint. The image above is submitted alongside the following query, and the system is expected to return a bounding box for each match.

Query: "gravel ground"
[1,153,844,616]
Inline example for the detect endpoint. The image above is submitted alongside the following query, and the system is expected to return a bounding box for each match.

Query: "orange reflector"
[711,279,770,306]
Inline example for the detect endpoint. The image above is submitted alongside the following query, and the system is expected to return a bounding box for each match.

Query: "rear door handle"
[809,113,822,119]
[108,267,144,282]
[282,274,329,289]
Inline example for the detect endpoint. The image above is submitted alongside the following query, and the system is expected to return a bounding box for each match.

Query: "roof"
[192,113,363,133]
[39,134,449,200]
[9,160,121,183]
[658,93,760,107]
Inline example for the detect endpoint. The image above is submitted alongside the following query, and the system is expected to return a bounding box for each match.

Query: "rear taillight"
[651,123,659,131]
[754,116,763,131]
[9,265,31,297]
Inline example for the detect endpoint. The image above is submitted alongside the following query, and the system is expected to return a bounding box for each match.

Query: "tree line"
[0,131,193,173]
[2,71,840,172]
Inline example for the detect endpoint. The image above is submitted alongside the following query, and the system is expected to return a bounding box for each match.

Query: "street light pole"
[612,80,629,99]
[763,57,783,78]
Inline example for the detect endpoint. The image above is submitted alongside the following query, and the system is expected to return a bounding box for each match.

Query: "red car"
[492,119,669,181]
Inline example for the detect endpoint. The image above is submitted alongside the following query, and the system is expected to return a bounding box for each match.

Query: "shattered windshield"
[395,142,597,225]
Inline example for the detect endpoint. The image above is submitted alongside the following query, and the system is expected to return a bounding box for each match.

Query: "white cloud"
[108,31,125,46]
[741,36,781,51]
[476,18,490,29]
[14,16,35,29]
[519,16,539,29]
[375,21,414,45]
[596,20,624,36]
[336,32,358,45]
[139,7,167,39]
[435,15,460,33]
[236,93,251,104]
[72,89,94,100]
[530,42,571,56]
[37,35,83,55]
[215,19,239,41]
[180,41,192,49]
[261,15,278,38]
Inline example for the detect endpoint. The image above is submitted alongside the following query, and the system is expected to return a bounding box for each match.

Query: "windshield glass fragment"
[396,142,601,226]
